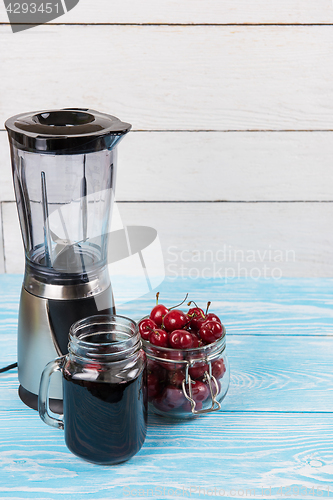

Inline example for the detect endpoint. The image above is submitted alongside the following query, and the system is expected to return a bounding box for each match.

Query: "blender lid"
[5,108,132,154]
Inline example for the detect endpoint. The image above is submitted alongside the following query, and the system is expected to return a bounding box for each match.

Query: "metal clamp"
[181,361,221,414]
[146,352,222,415]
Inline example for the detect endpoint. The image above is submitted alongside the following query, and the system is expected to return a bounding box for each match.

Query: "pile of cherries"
[139,293,226,413]
[139,293,224,349]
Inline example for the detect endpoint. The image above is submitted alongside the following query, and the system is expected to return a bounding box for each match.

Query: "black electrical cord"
[0,362,18,373]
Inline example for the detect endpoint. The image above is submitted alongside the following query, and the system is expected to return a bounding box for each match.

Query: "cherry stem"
[169,293,189,311]
[156,292,160,306]
[184,317,192,328]
[187,300,199,308]
[187,301,205,318]
[205,301,211,316]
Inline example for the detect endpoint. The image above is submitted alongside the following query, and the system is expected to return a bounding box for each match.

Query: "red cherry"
[163,310,188,332]
[199,321,223,344]
[188,307,205,332]
[190,380,210,402]
[150,304,169,327]
[168,330,183,349]
[204,313,222,324]
[169,329,194,349]
[210,377,221,395]
[188,362,209,380]
[147,372,160,400]
[147,358,160,373]
[168,369,185,388]
[138,318,156,340]
[149,328,169,347]
[203,377,221,399]
[153,385,186,411]
[85,362,102,372]
[190,333,199,348]
[147,360,168,387]
[182,400,203,412]
[188,307,204,317]
[152,396,172,413]
[179,331,194,348]
[212,358,226,379]
[159,350,184,371]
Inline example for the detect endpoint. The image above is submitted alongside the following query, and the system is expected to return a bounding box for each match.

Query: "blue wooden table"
[1,275,333,499]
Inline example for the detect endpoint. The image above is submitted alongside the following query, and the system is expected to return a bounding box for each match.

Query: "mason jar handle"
[38,357,64,430]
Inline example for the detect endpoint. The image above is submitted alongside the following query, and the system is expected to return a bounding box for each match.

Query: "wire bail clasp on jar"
[182,359,221,414]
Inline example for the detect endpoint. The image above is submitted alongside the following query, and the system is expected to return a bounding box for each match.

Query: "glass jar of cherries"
[139,295,229,418]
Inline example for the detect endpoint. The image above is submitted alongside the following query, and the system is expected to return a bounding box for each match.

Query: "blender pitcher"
[5,108,131,411]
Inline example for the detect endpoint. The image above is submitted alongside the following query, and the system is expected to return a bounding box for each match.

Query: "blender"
[5,108,131,411]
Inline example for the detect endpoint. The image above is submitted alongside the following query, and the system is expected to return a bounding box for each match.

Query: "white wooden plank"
[117,131,333,201]
[0,133,14,202]
[1,0,333,24]
[117,201,333,278]
[1,202,24,274]
[2,131,333,202]
[3,201,333,277]
[0,410,332,499]
[3,131,333,202]
[1,26,333,130]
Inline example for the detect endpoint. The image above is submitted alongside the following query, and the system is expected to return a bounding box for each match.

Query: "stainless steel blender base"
[17,284,115,410]
[18,287,63,401]
[19,385,63,413]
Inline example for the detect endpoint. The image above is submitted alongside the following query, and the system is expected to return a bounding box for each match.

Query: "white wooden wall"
[0,1,333,277]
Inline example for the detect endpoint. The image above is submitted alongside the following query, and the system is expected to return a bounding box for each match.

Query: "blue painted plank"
[0,410,332,499]
[114,276,333,336]
[1,276,333,337]
[1,276,333,411]
[0,277,332,499]
[1,335,333,412]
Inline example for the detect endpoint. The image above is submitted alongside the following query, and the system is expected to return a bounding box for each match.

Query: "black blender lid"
[5,108,132,154]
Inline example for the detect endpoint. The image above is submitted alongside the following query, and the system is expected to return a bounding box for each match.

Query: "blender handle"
[38,357,65,430]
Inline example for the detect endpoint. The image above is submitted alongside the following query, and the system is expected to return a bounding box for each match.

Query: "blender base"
[19,385,63,414]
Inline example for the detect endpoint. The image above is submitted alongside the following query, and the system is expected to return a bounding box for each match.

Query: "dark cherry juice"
[63,371,147,465]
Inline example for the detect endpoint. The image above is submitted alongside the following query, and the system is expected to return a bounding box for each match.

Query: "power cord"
[0,362,18,373]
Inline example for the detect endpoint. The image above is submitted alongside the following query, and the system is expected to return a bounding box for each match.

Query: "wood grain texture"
[0,133,13,202]
[1,25,333,130]
[1,276,333,411]
[1,202,23,274]
[116,277,333,336]
[117,131,333,202]
[0,276,332,497]
[3,335,333,412]
[2,131,333,202]
[1,275,333,340]
[0,204,4,273]
[3,200,333,277]
[0,410,332,499]
[117,202,333,278]
[1,0,333,24]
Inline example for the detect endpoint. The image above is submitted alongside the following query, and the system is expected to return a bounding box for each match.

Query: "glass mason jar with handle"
[39,314,147,465]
